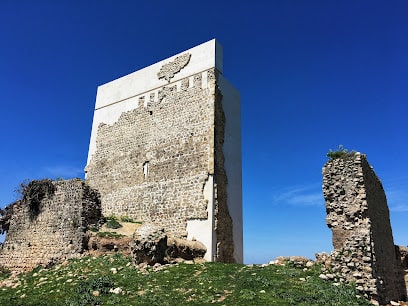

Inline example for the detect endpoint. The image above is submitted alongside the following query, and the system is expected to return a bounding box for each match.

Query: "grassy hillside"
[0,253,372,306]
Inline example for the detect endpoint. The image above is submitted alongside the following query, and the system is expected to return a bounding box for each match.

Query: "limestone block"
[166,237,206,260]
[130,224,167,265]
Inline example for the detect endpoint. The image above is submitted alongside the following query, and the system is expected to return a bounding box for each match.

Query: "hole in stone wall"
[143,161,149,179]
[149,111,153,115]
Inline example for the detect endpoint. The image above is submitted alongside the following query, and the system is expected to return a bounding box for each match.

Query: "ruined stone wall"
[322,153,405,304]
[86,69,234,248]
[0,179,101,272]
[86,40,242,263]
[213,77,234,262]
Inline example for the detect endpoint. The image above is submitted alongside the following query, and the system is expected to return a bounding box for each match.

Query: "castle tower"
[85,39,242,263]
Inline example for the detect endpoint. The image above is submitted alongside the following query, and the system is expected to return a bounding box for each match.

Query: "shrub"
[105,216,122,229]
[119,215,134,223]
[327,145,355,160]
[19,179,56,219]
[66,276,114,306]
[0,265,10,279]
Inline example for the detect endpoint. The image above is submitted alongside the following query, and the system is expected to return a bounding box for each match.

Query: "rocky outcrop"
[130,224,167,266]
[322,152,406,304]
[88,235,132,256]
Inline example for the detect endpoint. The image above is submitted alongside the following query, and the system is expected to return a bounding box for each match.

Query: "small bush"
[105,216,122,229]
[327,145,355,160]
[18,179,56,218]
[66,276,114,306]
[89,226,99,232]
[0,265,10,279]
[119,215,137,223]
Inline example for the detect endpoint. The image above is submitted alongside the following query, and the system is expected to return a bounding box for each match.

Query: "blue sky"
[1,1,407,264]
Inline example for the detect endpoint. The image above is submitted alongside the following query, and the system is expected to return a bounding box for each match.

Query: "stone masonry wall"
[86,68,235,262]
[322,153,405,304]
[0,179,101,272]
[213,73,234,262]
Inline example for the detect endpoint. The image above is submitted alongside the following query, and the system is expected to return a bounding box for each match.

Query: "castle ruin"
[322,152,406,304]
[0,179,101,272]
[85,39,243,263]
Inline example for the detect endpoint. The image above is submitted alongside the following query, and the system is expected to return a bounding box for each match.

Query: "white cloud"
[389,204,408,212]
[272,184,324,207]
[382,177,408,212]
[386,190,408,212]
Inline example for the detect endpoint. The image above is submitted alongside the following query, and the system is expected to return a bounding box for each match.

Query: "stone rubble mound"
[130,223,167,266]
[166,237,206,260]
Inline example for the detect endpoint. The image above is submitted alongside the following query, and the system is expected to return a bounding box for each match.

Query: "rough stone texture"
[86,67,236,262]
[396,245,408,297]
[322,153,406,304]
[0,179,101,272]
[157,52,191,82]
[130,223,167,265]
[88,235,132,256]
[213,78,234,262]
[167,237,206,260]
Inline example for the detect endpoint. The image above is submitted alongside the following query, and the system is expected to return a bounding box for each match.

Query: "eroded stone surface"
[167,237,206,260]
[157,53,191,82]
[322,153,406,304]
[86,41,241,263]
[130,223,167,265]
[0,179,101,272]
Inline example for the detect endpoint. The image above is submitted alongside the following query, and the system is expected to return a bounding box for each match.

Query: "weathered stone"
[0,179,101,272]
[166,237,206,260]
[130,224,167,265]
[110,287,123,295]
[85,40,242,263]
[87,235,132,256]
[322,153,406,304]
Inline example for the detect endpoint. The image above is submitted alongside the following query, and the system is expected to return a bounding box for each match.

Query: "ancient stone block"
[322,152,406,304]
[166,237,206,260]
[130,223,167,265]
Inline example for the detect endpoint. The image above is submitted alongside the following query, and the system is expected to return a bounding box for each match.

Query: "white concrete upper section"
[95,39,223,110]
[87,39,223,165]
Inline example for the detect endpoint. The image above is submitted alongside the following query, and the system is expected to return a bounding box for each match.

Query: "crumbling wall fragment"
[0,179,101,272]
[322,152,406,304]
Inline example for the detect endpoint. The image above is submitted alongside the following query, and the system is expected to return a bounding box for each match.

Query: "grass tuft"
[105,216,122,229]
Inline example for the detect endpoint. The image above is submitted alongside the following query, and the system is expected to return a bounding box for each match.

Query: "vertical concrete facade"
[85,40,242,263]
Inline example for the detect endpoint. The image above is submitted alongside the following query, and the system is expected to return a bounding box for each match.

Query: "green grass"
[119,216,142,223]
[0,253,372,305]
[96,232,126,238]
[105,216,122,229]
